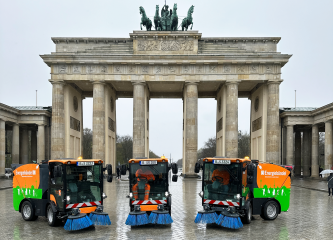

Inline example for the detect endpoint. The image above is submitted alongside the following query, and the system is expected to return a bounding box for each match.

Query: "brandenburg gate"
[40,28,291,176]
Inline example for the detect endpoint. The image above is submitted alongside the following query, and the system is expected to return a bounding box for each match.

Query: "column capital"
[225,80,241,86]
[90,80,105,85]
[267,80,283,85]
[49,80,66,85]
[37,123,46,127]
[184,81,199,86]
[131,81,146,86]
[325,119,333,124]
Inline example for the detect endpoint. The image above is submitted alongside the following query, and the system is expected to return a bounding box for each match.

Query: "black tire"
[262,200,279,220]
[241,202,252,224]
[46,204,58,226]
[21,201,36,221]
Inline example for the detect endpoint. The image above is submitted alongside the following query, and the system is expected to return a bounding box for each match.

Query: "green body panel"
[253,185,290,211]
[13,186,42,211]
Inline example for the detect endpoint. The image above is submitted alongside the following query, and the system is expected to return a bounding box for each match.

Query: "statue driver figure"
[161,5,172,18]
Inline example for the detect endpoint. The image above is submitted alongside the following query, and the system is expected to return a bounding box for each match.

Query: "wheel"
[21,201,36,221]
[46,204,58,226]
[241,202,252,224]
[262,201,279,220]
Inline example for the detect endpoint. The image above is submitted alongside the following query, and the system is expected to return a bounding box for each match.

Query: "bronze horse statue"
[139,6,152,31]
[171,3,178,31]
[181,5,194,31]
[154,5,162,31]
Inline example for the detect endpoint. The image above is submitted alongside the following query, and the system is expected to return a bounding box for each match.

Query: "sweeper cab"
[11,158,113,230]
[194,157,291,229]
[120,157,178,226]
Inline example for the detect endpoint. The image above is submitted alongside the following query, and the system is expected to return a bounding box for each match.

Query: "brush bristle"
[149,213,173,224]
[216,214,243,229]
[125,213,149,226]
[194,212,218,224]
[64,215,93,231]
[89,213,111,225]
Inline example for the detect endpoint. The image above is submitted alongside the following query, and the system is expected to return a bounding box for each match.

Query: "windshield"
[66,164,102,204]
[129,162,168,201]
[203,162,241,202]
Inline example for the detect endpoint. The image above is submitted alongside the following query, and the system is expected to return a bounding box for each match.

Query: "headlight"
[165,191,169,197]
[235,194,241,199]
[198,191,204,198]
[102,193,107,199]
[129,192,133,198]
[66,196,70,201]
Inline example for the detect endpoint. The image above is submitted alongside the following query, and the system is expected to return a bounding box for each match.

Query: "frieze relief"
[137,40,194,51]
[58,65,67,73]
[114,65,122,74]
[86,65,96,74]
[73,65,81,74]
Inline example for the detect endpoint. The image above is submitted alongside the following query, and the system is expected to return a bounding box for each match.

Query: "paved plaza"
[0,176,332,240]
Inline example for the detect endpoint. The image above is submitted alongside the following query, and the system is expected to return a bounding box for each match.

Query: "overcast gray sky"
[1,0,332,161]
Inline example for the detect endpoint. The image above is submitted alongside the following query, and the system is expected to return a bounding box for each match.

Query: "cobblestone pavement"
[0,176,332,240]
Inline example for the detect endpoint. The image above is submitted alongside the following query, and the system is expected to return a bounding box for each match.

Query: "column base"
[181,173,200,179]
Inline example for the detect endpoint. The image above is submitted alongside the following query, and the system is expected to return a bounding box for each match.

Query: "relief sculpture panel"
[137,40,194,51]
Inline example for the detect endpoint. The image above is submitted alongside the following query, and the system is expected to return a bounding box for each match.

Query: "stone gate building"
[37,30,291,176]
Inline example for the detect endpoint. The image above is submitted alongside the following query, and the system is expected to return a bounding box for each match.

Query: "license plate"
[213,160,231,165]
[77,162,94,166]
[140,161,157,165]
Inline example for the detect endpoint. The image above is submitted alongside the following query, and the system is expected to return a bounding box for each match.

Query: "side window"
[50,164,63,185]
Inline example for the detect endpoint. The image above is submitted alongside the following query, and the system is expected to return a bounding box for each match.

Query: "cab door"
[48,163,65,211]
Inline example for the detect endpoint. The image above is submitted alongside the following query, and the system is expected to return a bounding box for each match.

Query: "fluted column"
[295,131,301,176]
[0,119,5,176]
[286,125,294,165]
[133,82,146,159]
[325,121,333,170]
[20,126,29,164]
[311,125,319,178]
[183,82,198,176]
[50,81,65,159]
[38,124,45,162]
[303,130,311,177]
[266,81,281,164]
[225,81,239,158]
[31,129,37,161]
[92,81,105,160]
[12,123,20,164]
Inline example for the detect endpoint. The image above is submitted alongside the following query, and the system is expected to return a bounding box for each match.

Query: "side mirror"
[121,164,127,175]
[172,175,178,182]
[171,163,178,174]
[247,175,253,184]
[107,175,113,183]
[247,164,255,176]
[106,164,112,176]
[194,162,201,173]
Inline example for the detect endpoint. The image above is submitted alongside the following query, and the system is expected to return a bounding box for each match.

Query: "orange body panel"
[140,205,158,211]
[79,206,97,213]
[48,159,103,165]
[256,163,291,189]
[13,164,40,189]
[50,194,57,206]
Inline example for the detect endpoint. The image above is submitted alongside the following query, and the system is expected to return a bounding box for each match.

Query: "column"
[311,125,319,178]
[92,81,105,160]
[266,81,281,164]
[295,131,301,176]
[225,81,239,158]
[20,126,29,164]
[133,82,146,158]
[31,129,37,161]
[0,119,5,176]
[50,81,65,159]
[286,125,294,165]
[44,124,50,160]
[183,82,198,176]
[12,123,20,164]
[37,124,45,162]
[303,130,311,177]
[325,121,333,170]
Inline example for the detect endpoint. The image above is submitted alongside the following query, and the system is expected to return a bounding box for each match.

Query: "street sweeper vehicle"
[194,157,291,229]
[120,156,178,226]
[11,158,113,231]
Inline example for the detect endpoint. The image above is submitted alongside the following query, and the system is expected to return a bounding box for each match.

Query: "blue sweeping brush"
[125,211,149,226]
[89,206,111,226]
[215,207,243,229]
[149,210,173,224]
[194,210,218,224]
[64,210,93,231]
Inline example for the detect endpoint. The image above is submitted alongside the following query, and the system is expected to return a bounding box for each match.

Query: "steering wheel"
[138,176,149,183]
[212,176,223,183]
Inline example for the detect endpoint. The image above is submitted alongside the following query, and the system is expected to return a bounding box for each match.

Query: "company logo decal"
[15,170,36,177]
[261,170,286,176]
